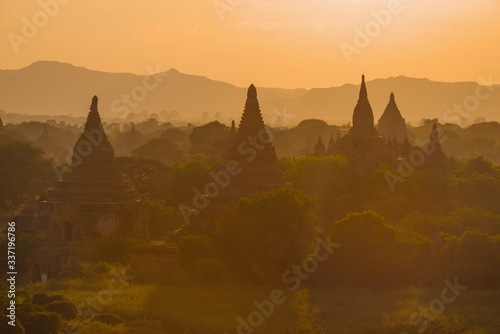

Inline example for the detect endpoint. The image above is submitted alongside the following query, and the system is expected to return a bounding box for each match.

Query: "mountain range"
[0,61,498,126]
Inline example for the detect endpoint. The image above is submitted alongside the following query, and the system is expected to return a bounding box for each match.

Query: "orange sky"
[1,0,499,89]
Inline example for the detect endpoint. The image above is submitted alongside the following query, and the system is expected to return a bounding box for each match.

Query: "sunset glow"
[1,0,499,88]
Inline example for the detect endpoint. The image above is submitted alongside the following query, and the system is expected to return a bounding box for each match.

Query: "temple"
[377,93,407,143]
[41,96,145,239]
[421,123,449,173]
[310,75,449,173]
[113,123,146,156]
[34,124,64,157]
[17,96,149,281]
[0,117,12,142]
[179,84,287,235]
[314,75,398,169]
[314,134,326,156]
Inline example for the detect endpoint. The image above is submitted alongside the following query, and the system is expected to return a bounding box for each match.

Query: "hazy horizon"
[2,0,499,89]
[1,60,498,91]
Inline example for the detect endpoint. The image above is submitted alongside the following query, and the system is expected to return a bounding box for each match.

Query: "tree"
[458,155,498,178]
[324,211,403,287]
[131,137,187,166]
[441,231,500,288]
[0,141,56,211]
[171,160,212,206]
[214,187,318,281]
[115,156,173,200]
[188,121,230,161]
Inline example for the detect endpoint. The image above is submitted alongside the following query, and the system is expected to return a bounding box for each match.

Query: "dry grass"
[22,267,500,334]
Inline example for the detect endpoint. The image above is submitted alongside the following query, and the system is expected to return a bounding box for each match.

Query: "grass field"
[23,266,500,334]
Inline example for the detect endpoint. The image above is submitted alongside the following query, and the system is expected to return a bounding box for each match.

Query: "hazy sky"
[1,0,499,88]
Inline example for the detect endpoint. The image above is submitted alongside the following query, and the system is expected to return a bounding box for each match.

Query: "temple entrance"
[64,221,72,241]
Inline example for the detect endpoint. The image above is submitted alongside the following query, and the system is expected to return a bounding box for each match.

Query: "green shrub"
[32,293,64,306]
[46,301,77,320]
[20,312,62,334]
[89,261,112,276]
[78,237,143,264]
[192,258,228,284]
[177,235,213,267]
[94,313,126,325]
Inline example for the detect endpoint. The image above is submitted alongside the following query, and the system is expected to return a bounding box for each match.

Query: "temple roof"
[379,93,404,121]
[377,92,407,143]
[422,123,449,172]
[349,75,378,136]
[327,133,335,154]
[236,84,267,141]
[315,134,325,148]
[428,123,444,153]
[60,96,127,184]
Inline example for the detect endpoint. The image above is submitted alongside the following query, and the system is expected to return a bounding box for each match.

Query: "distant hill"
[0,61,498,125]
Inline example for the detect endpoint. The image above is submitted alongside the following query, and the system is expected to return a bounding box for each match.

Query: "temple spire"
[359,74,368,102]
[349,75,377,135]
[77,95,111,147]
[422,123,449,172]
[327,133,335,155]
[314,134,326,156]
[429,123,442,151]
[377,92,406,143]
[247,84,257,98]
[236,84,267,141]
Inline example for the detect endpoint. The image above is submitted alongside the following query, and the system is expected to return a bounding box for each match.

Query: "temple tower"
[314,134,326,156]
[326,133,335,155]
[179,85,287,235]
[333,75,387,169]
[349,75,378,136]
[225,84,287,195]
[43,96,141,239]
[421,123,449,173]
[377,93,407,143]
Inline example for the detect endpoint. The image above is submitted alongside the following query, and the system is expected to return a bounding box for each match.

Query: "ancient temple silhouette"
[19,96,149,281]
[377,92,407,143]
[225,84,287,193]
[309,75,451,173]
[40,96,145,239]
[113,122,146,156]
[179,84,287,235]
[0,116,12,142]
[312,75,399,170]
[34,124,64,157]
[421,123,449,173]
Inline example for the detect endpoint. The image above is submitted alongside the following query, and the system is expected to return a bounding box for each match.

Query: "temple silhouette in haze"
[311,75,448,173]
[13,78,449,280]
[16,96,149,281]
[178,84,288,235]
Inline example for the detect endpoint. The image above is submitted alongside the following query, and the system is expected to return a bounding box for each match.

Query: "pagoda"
[41,96,144,239]
[179,85,287,235]
[377,92,407,143]
[332,75,389,169]
[313,134,326,156]
[421,123,449,173]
